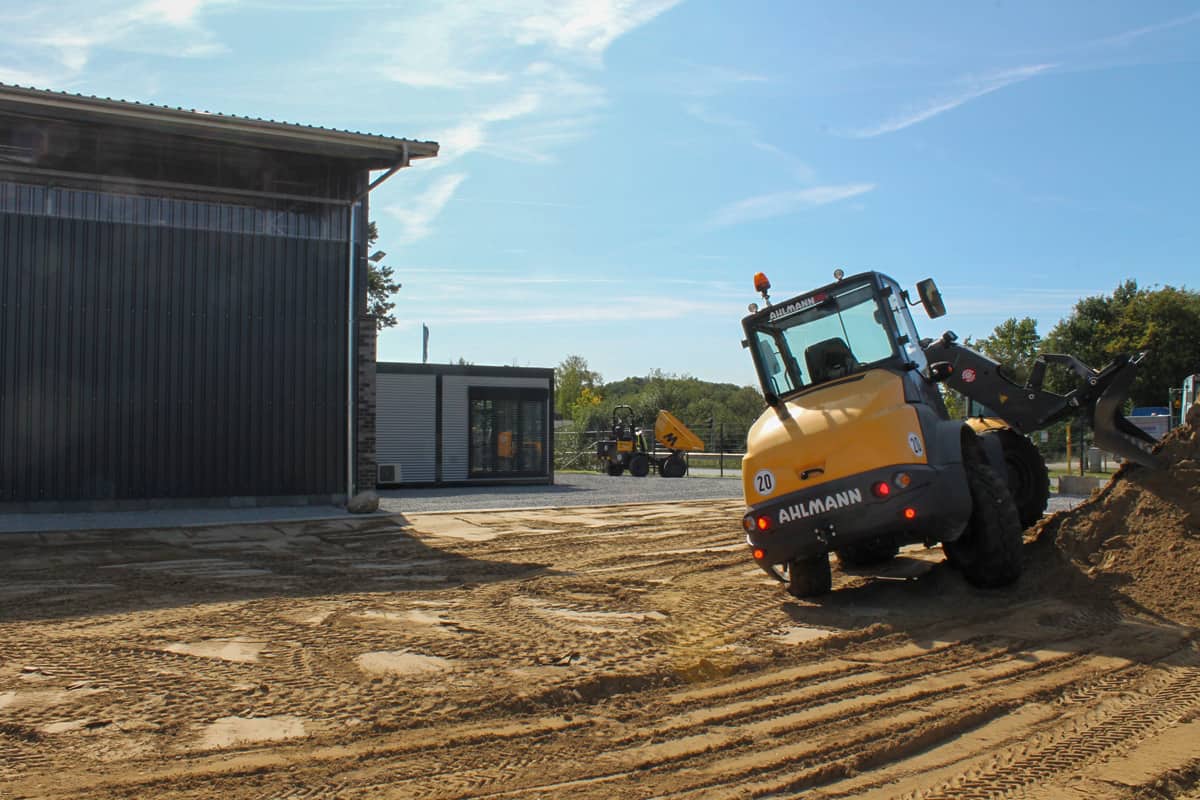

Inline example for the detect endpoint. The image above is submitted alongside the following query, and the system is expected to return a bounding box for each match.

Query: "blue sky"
[2,1,1197,387]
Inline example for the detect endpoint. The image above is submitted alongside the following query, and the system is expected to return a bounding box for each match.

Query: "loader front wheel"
[628,452,650,478]
[944,449,1023,588]
[659,453,687,478]
[982,428,1050,529]
[786,554,832,598]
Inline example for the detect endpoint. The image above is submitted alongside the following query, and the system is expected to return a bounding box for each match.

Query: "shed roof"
[0,83,438,168]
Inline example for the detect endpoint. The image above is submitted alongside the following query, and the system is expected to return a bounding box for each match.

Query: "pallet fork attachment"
[926,337,1163,469]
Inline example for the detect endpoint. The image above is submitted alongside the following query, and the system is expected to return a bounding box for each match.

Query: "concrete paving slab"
[0,505,366,534]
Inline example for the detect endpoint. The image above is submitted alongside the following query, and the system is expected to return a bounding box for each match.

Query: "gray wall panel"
[375,373,437,483]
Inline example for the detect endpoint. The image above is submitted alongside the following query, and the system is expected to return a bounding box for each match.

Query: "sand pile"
[1032,409,1200,628]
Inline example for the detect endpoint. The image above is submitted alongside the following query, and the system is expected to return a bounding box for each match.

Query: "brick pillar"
[355,316,378,494]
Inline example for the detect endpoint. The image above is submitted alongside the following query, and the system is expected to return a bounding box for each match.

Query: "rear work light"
[894,472,912,489]
[872,481,891,498]
[742,516,754,532]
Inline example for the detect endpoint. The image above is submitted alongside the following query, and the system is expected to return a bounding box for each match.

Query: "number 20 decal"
[754,469,775,496]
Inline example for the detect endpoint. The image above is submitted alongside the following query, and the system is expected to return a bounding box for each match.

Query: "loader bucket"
[1089,354,1165,470]
[654,410,705,452]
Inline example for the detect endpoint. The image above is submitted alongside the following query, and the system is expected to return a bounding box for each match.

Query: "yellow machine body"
[741,370,927,502]
[654,410,705,452]
[964,416,1011,434]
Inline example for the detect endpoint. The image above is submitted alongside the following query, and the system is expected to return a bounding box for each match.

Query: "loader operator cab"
[743,271,928,403]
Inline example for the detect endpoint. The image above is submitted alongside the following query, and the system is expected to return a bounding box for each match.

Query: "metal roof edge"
[0,83,439,161]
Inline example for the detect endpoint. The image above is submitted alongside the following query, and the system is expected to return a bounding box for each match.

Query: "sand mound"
[1031,418,1200,628]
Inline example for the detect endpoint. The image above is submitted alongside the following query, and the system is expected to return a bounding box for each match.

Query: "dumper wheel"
[786,554,832,597]
[605,462,624,476]
[944,448,1024,588]
[836,537,899,567]
[628,452,650,478]
[981,428,1050,529]
[659,453,687,478]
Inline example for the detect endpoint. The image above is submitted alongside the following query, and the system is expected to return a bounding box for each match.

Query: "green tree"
[366,221,401,330]
[555,355,601,417]
[972,317,1041,384]
[1043,281,1200,406]
[1041,280,1139,380]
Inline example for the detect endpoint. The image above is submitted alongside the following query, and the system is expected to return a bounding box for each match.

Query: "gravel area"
[379,473,1089,515]
[378,472,743,513]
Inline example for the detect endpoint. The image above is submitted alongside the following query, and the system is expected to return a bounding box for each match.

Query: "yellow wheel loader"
[597,406,704,478]
[739,270,1160,597]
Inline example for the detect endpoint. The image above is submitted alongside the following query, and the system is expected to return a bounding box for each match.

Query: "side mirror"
[916,278,946,318]
[929,361,954,383]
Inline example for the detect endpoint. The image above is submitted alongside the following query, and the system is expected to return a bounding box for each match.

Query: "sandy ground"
[2,501,1198,799]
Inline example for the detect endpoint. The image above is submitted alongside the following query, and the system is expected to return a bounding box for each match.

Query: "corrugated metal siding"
[0,180,347,503]
[441,375,550,481]
[375,373,436,483]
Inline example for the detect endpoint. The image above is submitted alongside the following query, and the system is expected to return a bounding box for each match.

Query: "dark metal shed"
[0,84,437,510]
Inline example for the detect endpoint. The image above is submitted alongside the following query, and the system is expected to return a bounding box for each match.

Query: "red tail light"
[756,515,771,531]
[872,481,891,498]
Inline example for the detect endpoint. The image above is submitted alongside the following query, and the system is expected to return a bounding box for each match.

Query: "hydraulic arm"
[924,334,1162,468]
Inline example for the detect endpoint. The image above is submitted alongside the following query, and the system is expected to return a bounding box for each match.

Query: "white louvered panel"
[375,374,437,483]
[440,375,551,481]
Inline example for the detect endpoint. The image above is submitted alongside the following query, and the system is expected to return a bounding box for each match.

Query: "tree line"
[963,280,1200,411]
[554,356,765,443]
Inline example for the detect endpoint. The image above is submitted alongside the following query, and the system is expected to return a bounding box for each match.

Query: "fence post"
[719,423,725,477]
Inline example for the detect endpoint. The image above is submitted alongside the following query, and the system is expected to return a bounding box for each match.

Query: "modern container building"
[375,363,554,487]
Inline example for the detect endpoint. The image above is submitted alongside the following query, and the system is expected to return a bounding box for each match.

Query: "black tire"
[605,462,624,477]
[628,452,650,478]
[658,453,687,478]
[786,554,832,597]
[981,428,1050,529]
[836,537,899,567]
[943,446,1024,588]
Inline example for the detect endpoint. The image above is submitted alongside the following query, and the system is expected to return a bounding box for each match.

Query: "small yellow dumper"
[597,406,705,477]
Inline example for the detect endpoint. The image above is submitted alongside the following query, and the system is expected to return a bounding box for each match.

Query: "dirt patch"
[160,639,268,664]
[200,715,307,749]
[2,498,1198,799]
[1032,421,1200,627]
[354,651,453,676]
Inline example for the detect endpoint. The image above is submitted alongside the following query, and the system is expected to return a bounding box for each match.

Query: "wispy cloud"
[353,0,680,241]
[665,60,768,98]
[1088,10,1200,49]
[407,295,733,326]
[710,183,876,227]
[848,63,1056,138]
[386,173,468,244]
[0,0,229,77]
[685,102,815,182]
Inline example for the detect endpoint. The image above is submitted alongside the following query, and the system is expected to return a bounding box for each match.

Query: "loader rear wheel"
[836,537,899,567]
[982,428,1050,529]
[628,452,650,478]
[658,453,687,478]
[605,462,624,477]
[785,554,832,598]
[944,448,1024,588]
